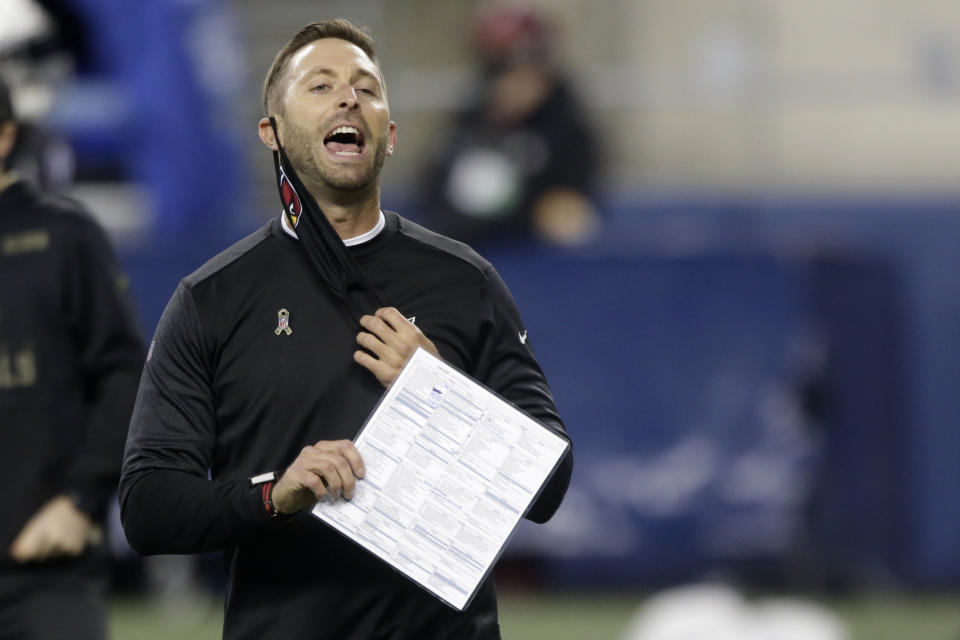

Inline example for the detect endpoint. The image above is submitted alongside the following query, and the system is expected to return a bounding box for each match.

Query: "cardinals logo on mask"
[279,163,302,227]
[268,116,384,321]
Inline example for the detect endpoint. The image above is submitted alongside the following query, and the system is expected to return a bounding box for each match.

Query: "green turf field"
[109,589,960,640]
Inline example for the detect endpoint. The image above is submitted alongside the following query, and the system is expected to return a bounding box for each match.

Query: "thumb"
[9,529,35,561]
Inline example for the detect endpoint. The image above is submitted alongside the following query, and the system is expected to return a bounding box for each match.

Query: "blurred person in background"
[119,18,571,640]
[0,0,76,191]
[0,75,144,638]
[416,3,602,246]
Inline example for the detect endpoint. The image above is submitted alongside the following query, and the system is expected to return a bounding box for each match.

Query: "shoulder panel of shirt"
[182,220,278,290]
[388,211,497,280]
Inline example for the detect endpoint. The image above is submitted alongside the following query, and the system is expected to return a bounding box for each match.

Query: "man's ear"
[258,117,278,151]
[0,122,18,163]
[386,121,397,156]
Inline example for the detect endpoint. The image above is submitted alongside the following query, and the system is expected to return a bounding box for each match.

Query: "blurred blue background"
[4,0,959,604]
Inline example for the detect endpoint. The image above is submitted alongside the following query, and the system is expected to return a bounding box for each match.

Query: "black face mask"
[269,116,383,321]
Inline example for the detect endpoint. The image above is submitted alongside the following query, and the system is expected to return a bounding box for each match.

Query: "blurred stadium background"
[3,0,960,638]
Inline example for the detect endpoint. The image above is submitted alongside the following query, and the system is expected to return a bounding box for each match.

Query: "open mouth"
[323,125,365,156]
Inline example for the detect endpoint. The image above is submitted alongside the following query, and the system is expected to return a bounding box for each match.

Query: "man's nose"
[337,86,359,109]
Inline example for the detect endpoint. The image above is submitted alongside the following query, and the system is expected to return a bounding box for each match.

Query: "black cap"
[0,76,15,124]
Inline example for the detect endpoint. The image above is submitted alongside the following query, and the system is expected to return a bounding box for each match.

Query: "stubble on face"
[280,114,388,194]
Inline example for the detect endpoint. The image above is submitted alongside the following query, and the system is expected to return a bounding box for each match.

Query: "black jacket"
[120,212,572,639]
[0,179,144,572]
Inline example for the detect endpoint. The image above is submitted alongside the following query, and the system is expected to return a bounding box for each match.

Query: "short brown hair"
[262,19,378,115]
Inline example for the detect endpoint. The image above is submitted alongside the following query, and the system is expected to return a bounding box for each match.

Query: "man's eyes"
[309,83,377,96]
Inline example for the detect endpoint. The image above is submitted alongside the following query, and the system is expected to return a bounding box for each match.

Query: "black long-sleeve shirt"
[0,180,144,572]
[120,212,572,640]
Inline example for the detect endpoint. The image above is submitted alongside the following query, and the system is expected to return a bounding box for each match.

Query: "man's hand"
[9,495,96,563]
[354,307,441,387]
[271,440,366,514]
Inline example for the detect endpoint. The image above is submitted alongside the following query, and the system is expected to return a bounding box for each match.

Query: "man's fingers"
[359,313,400,345]
[354,349,393,386]
[322,453,358,499]
[9,534,33,561]
[356,308,425,384]
[356,331,403,368]
[318,458,347,498]
[275,456,328,508]
[375,307,414,333]
[10,518,43,560]
[9,497,92,562]
[293,453,341,498]
[373,307,440,358]
[275,441,367,512]
[333,440,366,480]
[325,441,364,498]
[10,529,53,562]
[301,442,365,499]
[301,472,328,502]
[360,309,420,346]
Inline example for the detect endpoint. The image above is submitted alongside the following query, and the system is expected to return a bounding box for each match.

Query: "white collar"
[280,210,386,246]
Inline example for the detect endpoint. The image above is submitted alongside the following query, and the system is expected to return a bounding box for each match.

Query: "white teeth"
[327,125,362,155]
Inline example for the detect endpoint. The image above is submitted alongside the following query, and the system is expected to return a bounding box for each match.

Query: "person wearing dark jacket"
[417,5,601,246]
[120,18,572,640]
[0,75,144,638]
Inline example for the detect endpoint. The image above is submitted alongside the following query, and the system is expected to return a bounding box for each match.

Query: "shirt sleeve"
[60,215,145,520]
[471,265,573,524]
[119,283,267,555]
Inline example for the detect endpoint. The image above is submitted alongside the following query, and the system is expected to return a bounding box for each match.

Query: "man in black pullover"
[120,19,572,640]
[0,76,144,638]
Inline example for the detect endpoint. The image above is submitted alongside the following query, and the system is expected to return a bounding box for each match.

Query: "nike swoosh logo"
[519,330,528,345]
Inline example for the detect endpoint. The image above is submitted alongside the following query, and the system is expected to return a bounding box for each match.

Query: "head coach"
[119,18,572,640]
